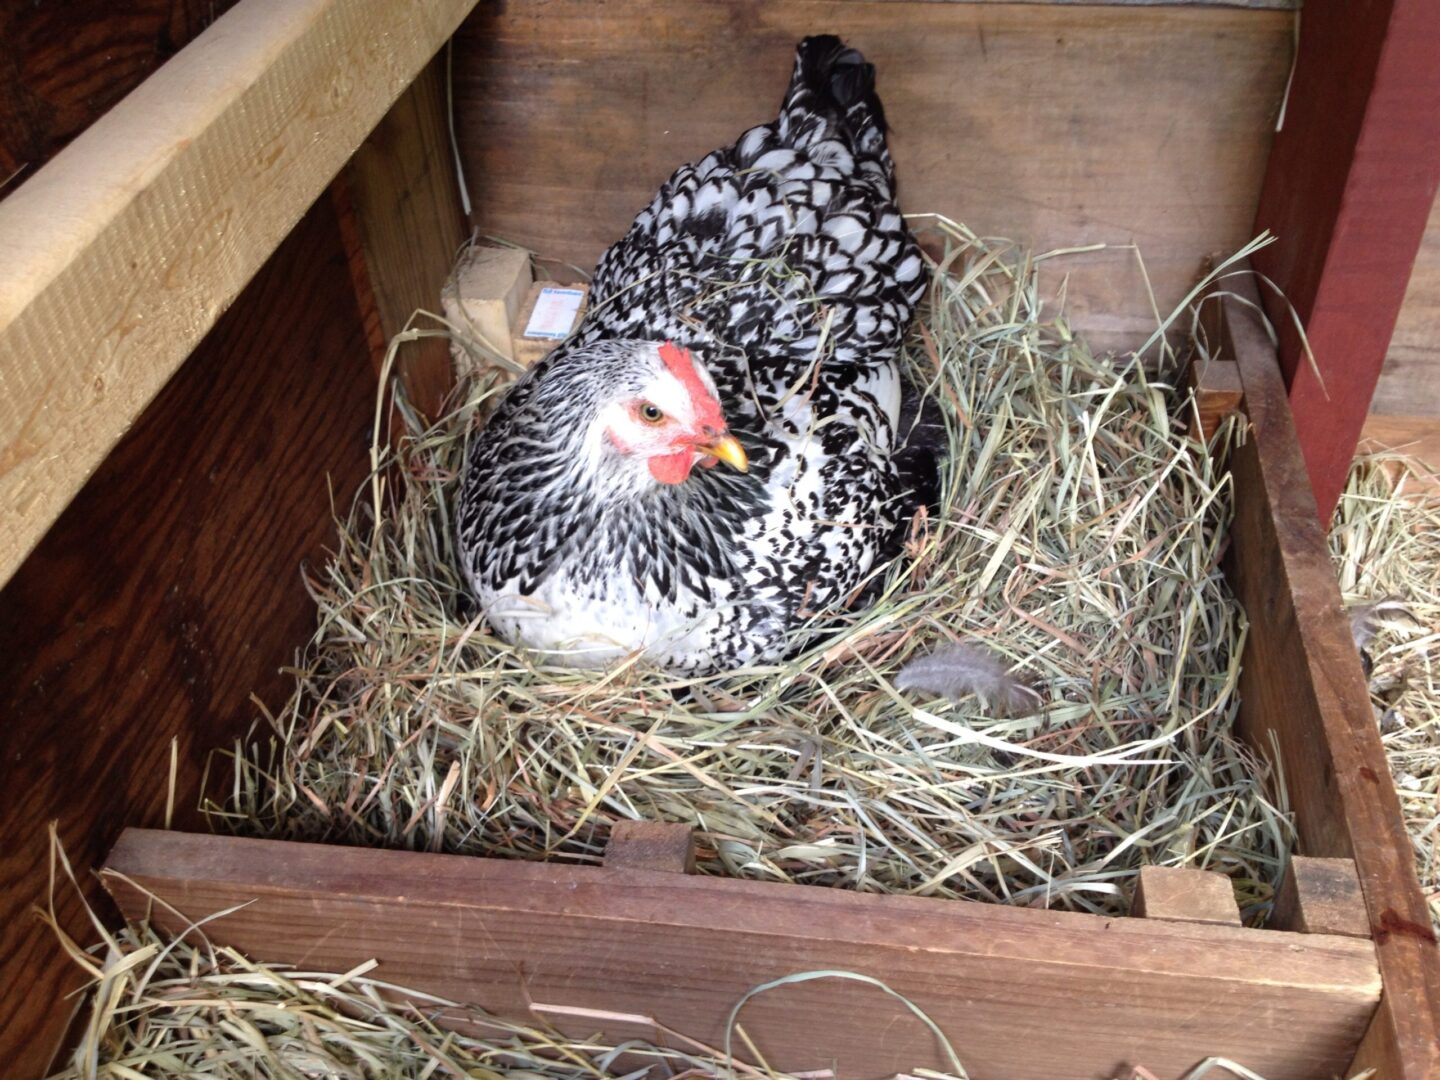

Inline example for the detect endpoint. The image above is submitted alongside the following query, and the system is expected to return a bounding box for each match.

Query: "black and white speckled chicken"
[457,36,934,674]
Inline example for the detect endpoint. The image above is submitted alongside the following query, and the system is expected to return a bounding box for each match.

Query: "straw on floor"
[1330,452,1440,931]
[208,220,1292,919]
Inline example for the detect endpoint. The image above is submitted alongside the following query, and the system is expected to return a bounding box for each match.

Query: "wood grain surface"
[1222,277,1440,1080]
[0,0,478,590]
[0,0,238,182]
[105,829,1379,1080]
[344,53,468,421]
[453,0,1291,358]
[0,197,374,1079]
[1374,193,1440,419]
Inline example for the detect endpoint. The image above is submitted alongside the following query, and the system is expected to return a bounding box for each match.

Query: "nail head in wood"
[1133,865,1242,926]
[1270,856,1371,938]
[603,820,695,874]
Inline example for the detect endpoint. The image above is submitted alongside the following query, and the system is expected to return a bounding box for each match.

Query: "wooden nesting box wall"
[2,1,1439,1078]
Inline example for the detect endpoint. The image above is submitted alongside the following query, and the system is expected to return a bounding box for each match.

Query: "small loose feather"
[895,640,1042,716]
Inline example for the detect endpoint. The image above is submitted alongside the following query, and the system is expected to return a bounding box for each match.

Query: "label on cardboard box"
[523,287,586,340]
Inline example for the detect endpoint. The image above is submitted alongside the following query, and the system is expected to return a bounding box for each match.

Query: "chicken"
[456,36,934,674]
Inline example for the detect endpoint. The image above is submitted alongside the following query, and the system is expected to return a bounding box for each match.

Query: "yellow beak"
[697,434,749,473]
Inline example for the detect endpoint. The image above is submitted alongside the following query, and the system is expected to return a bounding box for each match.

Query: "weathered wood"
[1272,857,1371,940]
[344,53,468,420]
[1188,357,1245,442]
[0,0,240,179]
[454,1,1291,359]
[604,821,696,874]
[1373,192,1440,419]
[103,829,1379,1080]
[1133,866,1242,927]
[1251,0,1440,520]
[0,196,374,1078]
[0,0,479,590]
[1221,276,1440,1080]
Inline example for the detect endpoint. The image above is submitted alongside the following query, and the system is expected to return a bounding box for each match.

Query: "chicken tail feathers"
[782,36,890,164]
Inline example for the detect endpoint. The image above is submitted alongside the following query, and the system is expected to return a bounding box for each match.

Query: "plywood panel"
[1373,190,1440,418]
[105,830,1379,1080]
[0,196,374,1078]
[453,1,1291,354]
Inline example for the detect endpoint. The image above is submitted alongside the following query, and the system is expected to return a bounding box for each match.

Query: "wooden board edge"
[96,829,1383,1079]
[1220,276,1440,1080]
[0,0,479,589]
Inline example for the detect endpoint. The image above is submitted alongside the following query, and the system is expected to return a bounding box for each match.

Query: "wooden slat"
[0,195,374,1078]
[104,829,1378,1080]
[604,820,696,874]
[1251,0,1440,520]
[1188,357,1245,442]
[454,1,1291,357]
[0,0,479,590]
[1221,277,1440,1080]
[1133,866,1242,927]
[1272,857,1372,940]
[343,52,467,420]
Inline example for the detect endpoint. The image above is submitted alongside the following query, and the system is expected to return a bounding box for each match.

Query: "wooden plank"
[0,0,479,591]
[0,195,375,1077]
[344,52,467,420]
[604,821,696,874]
[104,829,1378,1080]
[1221,277,1440,1080]
[1272,857,1372,940]
[453,1,1291,357]
[1251,0,1440,521]
[1372,191,1440,419]
[1133,866,1242,927]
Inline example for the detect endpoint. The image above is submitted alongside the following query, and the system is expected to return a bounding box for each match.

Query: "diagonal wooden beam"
[1252,0,1440,521]
[0,0,478,590]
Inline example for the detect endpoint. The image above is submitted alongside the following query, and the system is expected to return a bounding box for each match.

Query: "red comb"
[659,342,726,430]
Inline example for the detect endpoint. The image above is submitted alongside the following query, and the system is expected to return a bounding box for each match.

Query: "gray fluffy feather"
[895,641,1042,716]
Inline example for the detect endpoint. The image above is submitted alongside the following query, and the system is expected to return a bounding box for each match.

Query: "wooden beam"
[104,829,1378,1080]
[343,52,467,420]
[0,0,479,590]
[1252,0,1440,521]
[1221,276,1440,1080]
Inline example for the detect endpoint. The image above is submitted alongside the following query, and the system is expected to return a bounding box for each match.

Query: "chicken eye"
[639,403,666,425]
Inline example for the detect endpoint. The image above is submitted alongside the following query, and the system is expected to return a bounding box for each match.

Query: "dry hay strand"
[1331,451,1440,931]
[207,221,1292,919]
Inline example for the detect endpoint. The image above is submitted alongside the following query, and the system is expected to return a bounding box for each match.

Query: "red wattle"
[648,451,695,485]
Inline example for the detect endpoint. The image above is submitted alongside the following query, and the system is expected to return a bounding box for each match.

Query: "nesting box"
[2,2,1437,1079]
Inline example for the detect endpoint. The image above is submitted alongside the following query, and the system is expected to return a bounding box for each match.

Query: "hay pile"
[1331,452,1440,931]
[209,221,1291,919]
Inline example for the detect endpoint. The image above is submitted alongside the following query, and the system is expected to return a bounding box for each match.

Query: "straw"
[206,219,1292,920]
[1330,451,1440,931]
